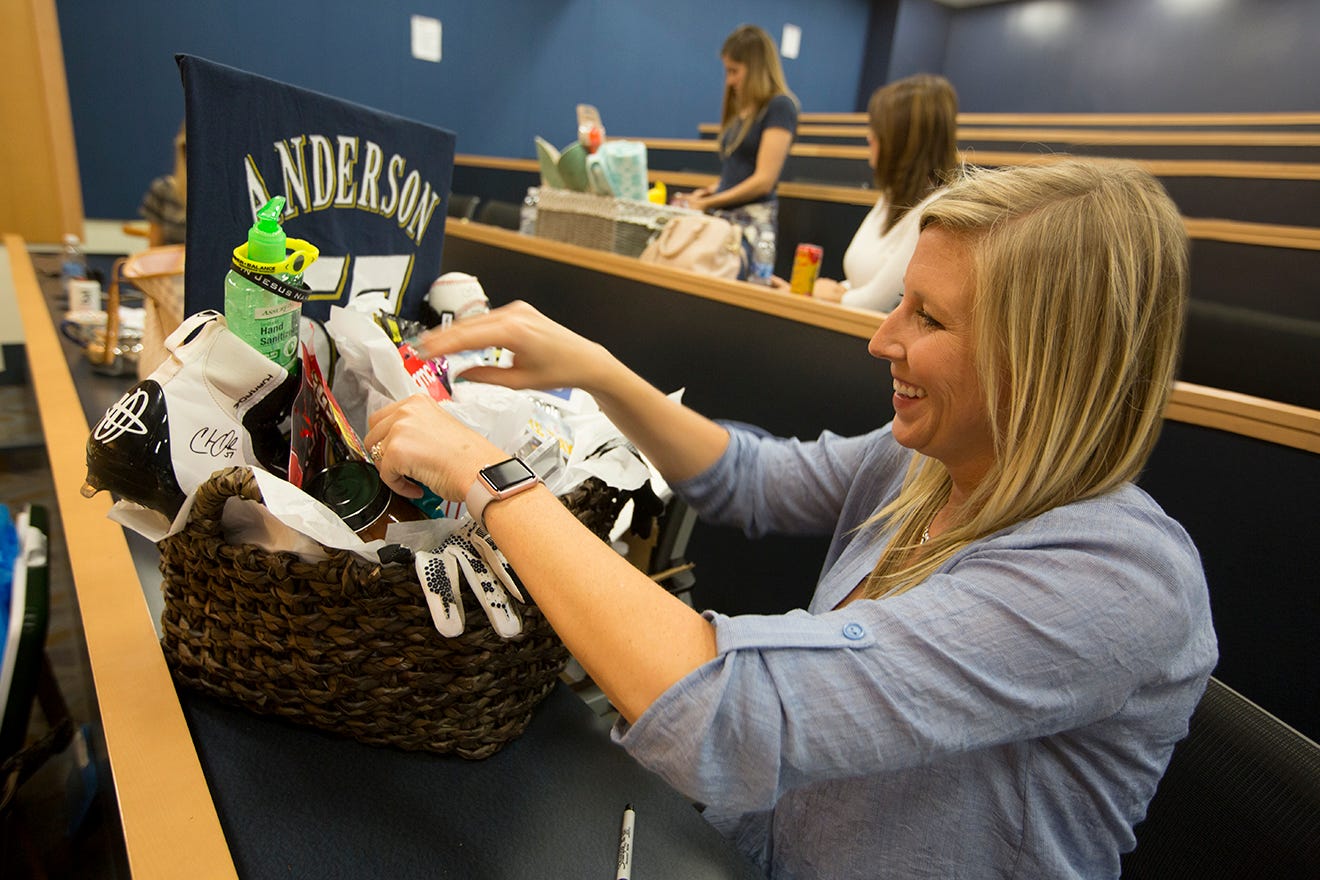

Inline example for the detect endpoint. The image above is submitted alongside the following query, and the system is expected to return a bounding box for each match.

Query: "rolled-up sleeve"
[615,608,879,811]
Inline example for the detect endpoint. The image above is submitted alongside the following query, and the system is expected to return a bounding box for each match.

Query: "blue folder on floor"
[0,504,49,764]
[0,505,97,827]
[177,55,457,322]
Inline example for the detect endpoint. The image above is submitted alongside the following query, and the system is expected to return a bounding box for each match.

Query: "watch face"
[481,458,538,493]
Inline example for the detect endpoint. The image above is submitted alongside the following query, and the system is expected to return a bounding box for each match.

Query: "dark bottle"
[303,460,424,542]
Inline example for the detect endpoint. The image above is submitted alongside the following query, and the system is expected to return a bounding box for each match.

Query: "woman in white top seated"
[809,74,960,312]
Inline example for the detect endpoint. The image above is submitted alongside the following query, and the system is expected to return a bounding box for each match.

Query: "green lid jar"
[305,461,394,539]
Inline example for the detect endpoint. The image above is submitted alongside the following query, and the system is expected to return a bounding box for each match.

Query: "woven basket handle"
[181,466,265,540]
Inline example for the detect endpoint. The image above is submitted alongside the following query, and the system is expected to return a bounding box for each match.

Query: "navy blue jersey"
[178,55,455,322]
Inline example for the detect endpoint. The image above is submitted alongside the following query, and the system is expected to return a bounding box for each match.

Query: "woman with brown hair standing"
[677,24,799,217]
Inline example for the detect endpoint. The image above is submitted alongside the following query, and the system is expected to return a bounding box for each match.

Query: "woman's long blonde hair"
[718,24,798,158]
[863,160,1189,599]
[868,74,959,232]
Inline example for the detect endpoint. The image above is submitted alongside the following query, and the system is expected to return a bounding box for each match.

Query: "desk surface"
[7,236,761,879]
[184,683,760,879]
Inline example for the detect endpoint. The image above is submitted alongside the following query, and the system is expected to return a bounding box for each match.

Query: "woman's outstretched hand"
[417,300,615,394]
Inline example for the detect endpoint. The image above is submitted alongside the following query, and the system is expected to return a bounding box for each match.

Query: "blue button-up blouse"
[615,425,1217,879]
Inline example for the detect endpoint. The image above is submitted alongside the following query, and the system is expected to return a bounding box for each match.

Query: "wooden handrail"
[799,111,1320,127]
[635,137,1320,181]
[460,144,1320,183]
[455,153,545,172]
[961,127,1320,147]
[445,222,1320,453]
[1165,383,1320,453]
[1180,219,1320,251]
[962,151,1320,181]
[701,122,1320,147]
[446,220,880,339]
[452,155,1320,250]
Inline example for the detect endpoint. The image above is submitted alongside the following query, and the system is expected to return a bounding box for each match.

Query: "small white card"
[68,278,102,313]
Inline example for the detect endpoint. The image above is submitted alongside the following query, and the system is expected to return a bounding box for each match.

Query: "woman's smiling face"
[869,226,996,490]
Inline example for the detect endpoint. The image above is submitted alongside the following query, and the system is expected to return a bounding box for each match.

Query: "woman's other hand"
[421,302,730,488]
[811,277,847,302]
[674,185,715,211]
[364,395,502,502]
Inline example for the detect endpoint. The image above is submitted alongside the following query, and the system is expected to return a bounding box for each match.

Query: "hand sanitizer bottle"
[224,196,319,369]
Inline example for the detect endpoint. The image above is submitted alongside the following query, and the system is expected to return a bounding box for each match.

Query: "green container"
[224,196,303,369]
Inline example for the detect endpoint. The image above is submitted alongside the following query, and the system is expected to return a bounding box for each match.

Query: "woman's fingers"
[363,396,481,499]
[418,300,604,392]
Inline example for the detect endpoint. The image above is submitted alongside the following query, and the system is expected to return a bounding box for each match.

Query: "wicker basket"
[100,245,186,379]
[535,187,699,257]
[158,466,634,759]
[124,246,186,380]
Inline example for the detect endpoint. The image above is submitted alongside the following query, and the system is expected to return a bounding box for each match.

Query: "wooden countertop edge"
[458,142,1320,181]
[629,139,1320,181]
[1166,383,1320,453]
[446,220,882,338]
[446,223,1320,454]
[4,234,238,879]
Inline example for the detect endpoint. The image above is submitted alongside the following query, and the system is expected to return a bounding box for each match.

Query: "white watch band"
[465,479,496,529]
[464,458,541,528]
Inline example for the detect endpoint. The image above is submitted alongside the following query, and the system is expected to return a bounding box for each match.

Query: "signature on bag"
[190,427,240,459]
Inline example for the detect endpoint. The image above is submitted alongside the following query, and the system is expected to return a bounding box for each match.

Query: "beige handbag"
[639,215,744,279]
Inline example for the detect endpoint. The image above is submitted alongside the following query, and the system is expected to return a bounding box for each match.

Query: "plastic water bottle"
[751,222,775,286]
[519,187,539,236]
[61,233,88,302]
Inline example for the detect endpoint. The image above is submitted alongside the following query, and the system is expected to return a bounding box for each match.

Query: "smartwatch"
[465,457,542,528]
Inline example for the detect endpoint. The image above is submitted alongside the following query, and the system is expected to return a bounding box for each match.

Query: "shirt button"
[842,622,866,640]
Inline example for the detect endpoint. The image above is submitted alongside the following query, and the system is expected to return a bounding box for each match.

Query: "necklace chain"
[920,526,931,545]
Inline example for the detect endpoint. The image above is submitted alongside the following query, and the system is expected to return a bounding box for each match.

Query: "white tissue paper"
[104,302,677,632]
[326,306,419,441]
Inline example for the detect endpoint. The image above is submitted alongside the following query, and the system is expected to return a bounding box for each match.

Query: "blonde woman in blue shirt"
[367,160,1216,880]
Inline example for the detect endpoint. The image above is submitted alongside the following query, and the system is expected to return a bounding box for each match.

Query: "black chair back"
[1121,677,1320,878]
[476,199,522,230]
[447,193,481,221]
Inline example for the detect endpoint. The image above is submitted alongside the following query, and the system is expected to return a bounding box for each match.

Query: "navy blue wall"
[56,0,871,219]
[887,0,953,83]
[57,0,1320,220]
[931,0,1320,112]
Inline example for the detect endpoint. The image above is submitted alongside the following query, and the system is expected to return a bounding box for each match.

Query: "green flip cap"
[246,196,288,264]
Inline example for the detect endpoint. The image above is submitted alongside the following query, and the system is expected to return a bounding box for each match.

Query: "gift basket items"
[81,211,662,757]
[80,379,186,518]
[223,195,318,370]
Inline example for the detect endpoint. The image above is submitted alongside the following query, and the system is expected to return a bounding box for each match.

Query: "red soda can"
[789,244,824,295]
